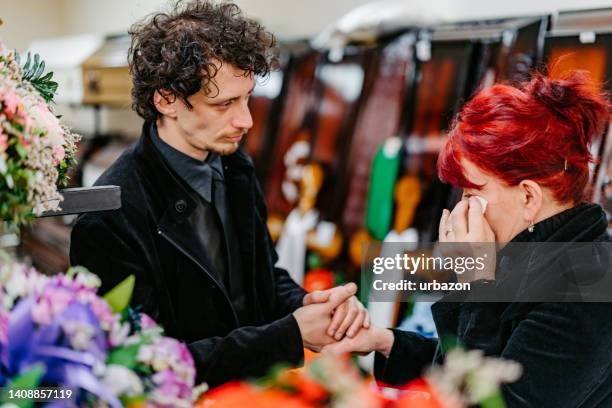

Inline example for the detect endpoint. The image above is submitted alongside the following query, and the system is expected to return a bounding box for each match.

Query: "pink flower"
[0,87,21,118]
[23,112,34,135]
[140,313,158,331]
[0,131,7,153]
[33,102,64,146]
[73,289,116,331]
[137,336,195,386]
[152,368,192,400]
[88,296,116,331]
[53,145,66,165]
[31,287,74,325]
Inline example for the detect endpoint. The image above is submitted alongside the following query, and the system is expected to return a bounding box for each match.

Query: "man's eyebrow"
[210,86,256,104]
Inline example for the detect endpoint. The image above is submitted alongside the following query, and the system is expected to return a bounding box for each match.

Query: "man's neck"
[155,118,209,161]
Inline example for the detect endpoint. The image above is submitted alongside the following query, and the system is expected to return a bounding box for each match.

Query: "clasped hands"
[302,197,497,358]
[293,283,369,352]
[293,282,394,357]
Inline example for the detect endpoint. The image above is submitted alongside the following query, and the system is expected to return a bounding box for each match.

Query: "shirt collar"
[149,123,223,203]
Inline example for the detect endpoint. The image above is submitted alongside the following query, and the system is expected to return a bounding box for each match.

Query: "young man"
[70,0,368,387]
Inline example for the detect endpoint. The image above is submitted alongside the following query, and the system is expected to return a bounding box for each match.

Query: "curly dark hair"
[128,0,278,122]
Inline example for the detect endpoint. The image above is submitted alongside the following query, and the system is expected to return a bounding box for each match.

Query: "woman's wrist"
[375,328,395,358]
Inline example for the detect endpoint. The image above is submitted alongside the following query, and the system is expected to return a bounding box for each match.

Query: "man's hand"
[294,283,358,352]
[321,325,394,358]
[303,286,370,340]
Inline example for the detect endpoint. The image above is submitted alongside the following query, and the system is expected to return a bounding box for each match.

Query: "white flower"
[30,102,64,147]
[109,320,130,347]
[4,268,27,299]
[101,365,144,397]
[62,320,96,350]
[4,265,49,303]
[425,348,523,405]
[74,269,101,289]
[191,383,209,403]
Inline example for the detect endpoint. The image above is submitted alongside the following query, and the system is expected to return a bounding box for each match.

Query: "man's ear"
[518,180,543,223]
[153,90,178,118]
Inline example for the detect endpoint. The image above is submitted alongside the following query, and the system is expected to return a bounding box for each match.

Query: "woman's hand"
[438,196,496,282]
[320,326,394,358]
[439,196,495,243]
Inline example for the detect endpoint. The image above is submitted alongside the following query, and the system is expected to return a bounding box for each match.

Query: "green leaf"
[0,363,46,408]
[23,53,31,74]
[440,335,462,354]
[19,53,58,102]
[120,394,147,406]
[39,72,53,82]
[107,343,142,369]
[33,60,45,80]
[15,144,27,159]
[103,274,135,313]
[480,391,507,408]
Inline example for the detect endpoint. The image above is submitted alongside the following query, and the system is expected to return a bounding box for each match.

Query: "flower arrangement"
[198,355,384,408]
[0,41,80,228]
[0,254,204,407]
[197,347,521,408]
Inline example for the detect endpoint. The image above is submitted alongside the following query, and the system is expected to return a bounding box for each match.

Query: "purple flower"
[150,368,192,406]
[4,297,121,407]
[138,337,195,386]
[0,263,198,408]
[0,308,10,345]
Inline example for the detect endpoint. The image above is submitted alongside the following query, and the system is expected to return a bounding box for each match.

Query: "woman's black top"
[374,203,612,407]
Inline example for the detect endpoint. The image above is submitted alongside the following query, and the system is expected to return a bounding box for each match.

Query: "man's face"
[164,61,255,158]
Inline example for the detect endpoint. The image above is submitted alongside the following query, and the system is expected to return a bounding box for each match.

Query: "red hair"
[438,70,611,204]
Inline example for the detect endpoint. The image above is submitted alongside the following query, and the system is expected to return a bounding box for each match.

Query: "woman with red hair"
[323,71,612,406]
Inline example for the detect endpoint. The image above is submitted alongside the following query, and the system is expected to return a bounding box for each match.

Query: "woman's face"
[459,158,531,243]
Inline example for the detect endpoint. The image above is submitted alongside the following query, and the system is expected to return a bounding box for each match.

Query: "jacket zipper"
[157,228,240,328]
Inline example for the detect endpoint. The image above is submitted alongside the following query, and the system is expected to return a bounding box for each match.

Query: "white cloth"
[359,228,419,372]
[275,209,319,285]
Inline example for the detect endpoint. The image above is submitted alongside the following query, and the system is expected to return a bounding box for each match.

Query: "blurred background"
[2,0,612,339]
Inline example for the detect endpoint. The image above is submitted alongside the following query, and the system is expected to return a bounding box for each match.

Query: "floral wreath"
[0,41,80,228]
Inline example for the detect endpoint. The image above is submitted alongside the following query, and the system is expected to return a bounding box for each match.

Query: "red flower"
[279,369,329,404]
[394,378,447,408]
[303,269,335,292]
[198,381,314,408]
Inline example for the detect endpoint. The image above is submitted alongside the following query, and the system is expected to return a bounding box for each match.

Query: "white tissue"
[474,196,488,214]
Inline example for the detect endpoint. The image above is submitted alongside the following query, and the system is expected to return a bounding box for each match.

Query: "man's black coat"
[70,124,307,387]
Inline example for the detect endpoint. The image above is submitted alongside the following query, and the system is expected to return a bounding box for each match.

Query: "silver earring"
[528,221,534,233]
